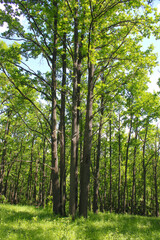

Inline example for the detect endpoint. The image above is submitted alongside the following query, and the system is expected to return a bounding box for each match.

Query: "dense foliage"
[0,0,160,218]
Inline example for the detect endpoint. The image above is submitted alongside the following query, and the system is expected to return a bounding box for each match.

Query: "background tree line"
[0,0,160,218]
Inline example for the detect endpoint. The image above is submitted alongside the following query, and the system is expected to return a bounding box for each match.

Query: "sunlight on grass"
[0,204,160,240]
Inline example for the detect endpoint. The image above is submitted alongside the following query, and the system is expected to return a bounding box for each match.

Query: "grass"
[0,204,160,240]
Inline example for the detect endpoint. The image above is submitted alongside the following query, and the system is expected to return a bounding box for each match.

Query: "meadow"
[0,204,160,240]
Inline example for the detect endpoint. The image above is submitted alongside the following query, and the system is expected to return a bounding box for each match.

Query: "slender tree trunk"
[109,115,112,213]
[60,33,66,216]
[93,95,104,213]
[51,0,60,215]
[70,1,79,219]
[26,137,34,201]
[104,144,107,211]
[79,62,94,218]
[41,138,46,208]
[13,159,22,204]
[33,149,39,204]
[142,120,148,216]
[131,122,138,214]
[118,112,121,213]
[123,113,133,213]
[154,128,159,217]
[75,27,83,212]
[0,117,10,194]
[3,160,14,197]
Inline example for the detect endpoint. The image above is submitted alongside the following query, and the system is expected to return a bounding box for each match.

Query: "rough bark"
[131,122,138,215]
[42,138,46,208]
[70,1,79,219]
[51,0,60,215]
[13,159,22,204]
[118,112,121,213]
[109,115,112,213]
[142,120,148,216]
[123,113,133,213]
[60,33,66,216]
[26,137,34,201]
[154,131,159,217]
[79,62,94,218]
[93,95,104,213]
[0,117,10,194]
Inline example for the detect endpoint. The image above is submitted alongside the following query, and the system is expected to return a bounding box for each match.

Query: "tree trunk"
[123,113,133,213]
[154,127,159,217]
[41,138,46,208]
[70,1,79,219]
[142,120,148,216]
[51,0,60,215]
[60,33,66,216]
[118,112,121,213]
[0,117,10,194]
[109,115,112,213]
[131,121,138,214]
[104,144,107,211]
[26,137,34,201]
[13,159,22,204]
[93,95,104,213]
[33,149,39,204]
[79,62,94,218]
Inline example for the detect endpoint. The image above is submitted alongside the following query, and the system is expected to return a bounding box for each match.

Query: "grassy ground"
[0,204,160,240]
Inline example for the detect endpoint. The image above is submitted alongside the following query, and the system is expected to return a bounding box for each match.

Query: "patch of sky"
[141,1,160,93]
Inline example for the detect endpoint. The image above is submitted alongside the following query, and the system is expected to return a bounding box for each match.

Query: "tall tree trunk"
[131,121,138,214]
[3,160,14,197]
[93,95,104,213]
[60,33,66,216]
[33,150,39,204]
[123,113,133,213]
[104,144,107,211]
[109,114,112,213]
[0,117,10,194]
[142,119,148,216]
[26,137,34,201]
[79,62,94,218]
[13,159,22,204]
[42,138,46,208]
[70,1,79,219]
[153,127,159,217]
[51,0,60,215]
[75,26,83,212]
[118,112,121,213]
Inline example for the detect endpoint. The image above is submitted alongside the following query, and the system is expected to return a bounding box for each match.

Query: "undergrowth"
[0,204,160,240]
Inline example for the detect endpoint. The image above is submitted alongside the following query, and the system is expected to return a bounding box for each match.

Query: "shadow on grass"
[73,212,160,240]
[1,204,160,240]
[0,204,57,240]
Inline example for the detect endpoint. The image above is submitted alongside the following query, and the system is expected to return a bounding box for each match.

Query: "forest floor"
[0,204,160,240]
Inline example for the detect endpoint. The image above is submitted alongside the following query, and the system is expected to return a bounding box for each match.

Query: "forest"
[0,0,160,220]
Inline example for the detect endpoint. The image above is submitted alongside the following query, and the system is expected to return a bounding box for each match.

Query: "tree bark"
[123,113,133,213]
[0,116,11,194]
[93,95,104,213]
[109,114,112,213]
[51,0,60,215]
[42,138,46,208]
[154,130,159,217]
[131,121,138,215]
[118,112,121,213]
[60,33,66,216]
[79,62,94,218]
[142,119,148,216]
[70,1,79,219]
[26,137,34,201]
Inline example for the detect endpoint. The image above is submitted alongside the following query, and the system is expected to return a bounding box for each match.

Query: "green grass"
[0,204,160,240]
